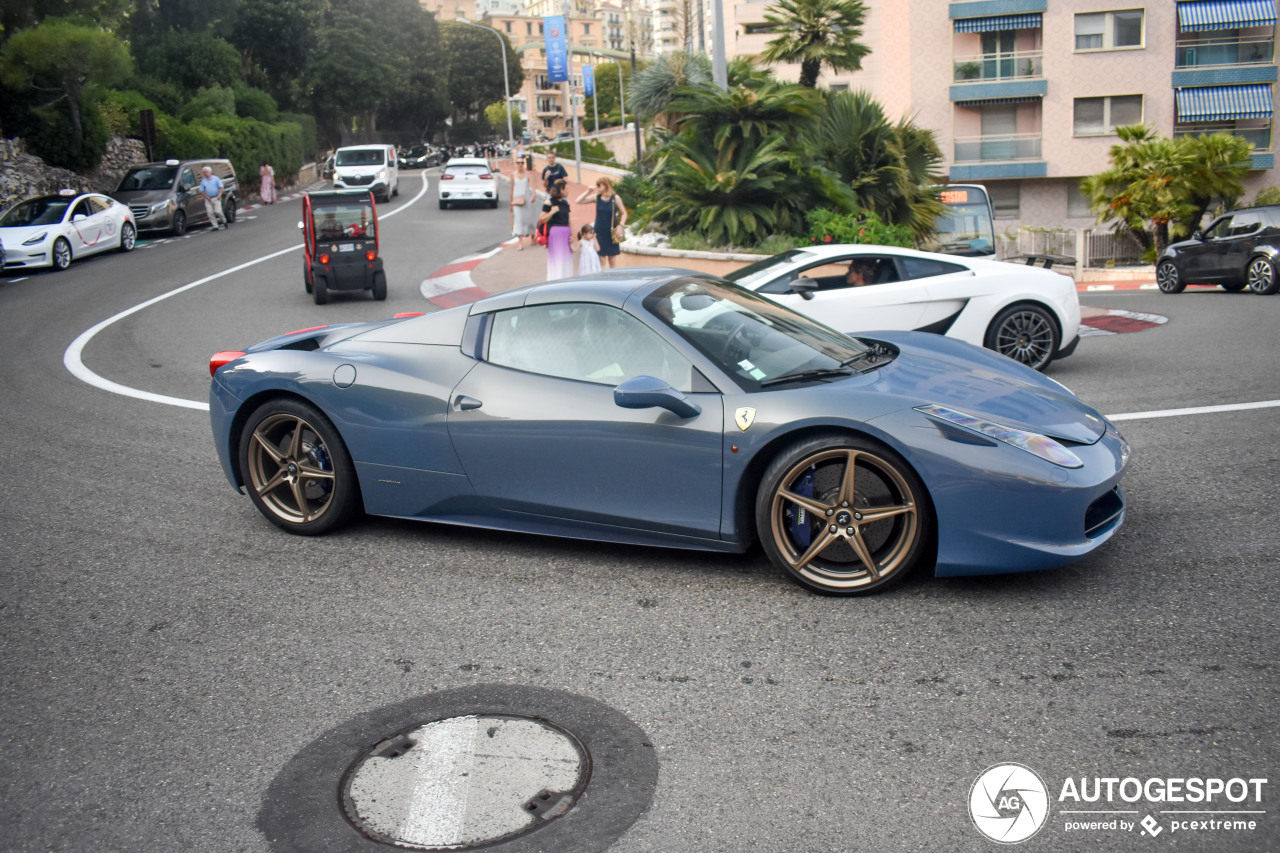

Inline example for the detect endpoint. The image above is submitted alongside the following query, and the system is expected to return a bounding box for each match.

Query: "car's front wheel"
[1156,260,1185,293]
[51,237,72,271]
[239,399,360,535]
[171,210,187,237]
[1246,256,1278,295]
[118,222,136,253]
[985,304,1059,372]
[223,198,237,224]
[756,434,930,596]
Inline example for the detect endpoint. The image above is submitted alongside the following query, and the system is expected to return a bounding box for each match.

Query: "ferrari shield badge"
[734,407,756,431]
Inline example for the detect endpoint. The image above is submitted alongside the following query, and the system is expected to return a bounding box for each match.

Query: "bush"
[103,89,161,137]
[235,86,279,123]
[1253,186,1280,206]
[179,85,236,123]
[25,99,109,171]
[750,233,806,255]
[128,76,183,115]
[550,138,616,165]
[804,208,913,248]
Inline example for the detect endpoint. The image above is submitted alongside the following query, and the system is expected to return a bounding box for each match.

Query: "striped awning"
[954,14,1042,33]
[1177,0,1277,31]
[954,95,1042,107]
[1176,84,1274,120]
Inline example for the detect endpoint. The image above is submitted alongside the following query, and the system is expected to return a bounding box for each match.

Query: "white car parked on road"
[724,244,1081,371]
[0,191,136,272]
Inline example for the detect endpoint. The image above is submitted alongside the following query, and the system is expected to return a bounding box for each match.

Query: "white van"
[331,144,400,203]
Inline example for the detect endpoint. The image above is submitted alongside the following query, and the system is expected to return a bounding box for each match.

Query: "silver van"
[112,159,239,235]
[331,145,399,203]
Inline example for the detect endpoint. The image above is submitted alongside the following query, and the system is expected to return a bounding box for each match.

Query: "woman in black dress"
[575,176,628,268]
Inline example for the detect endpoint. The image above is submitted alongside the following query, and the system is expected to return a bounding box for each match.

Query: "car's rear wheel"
[985,304,1059,372]
[118,222,136,253]
[439,200,448,210]
[239,399,360,535]
[371,271,387,300]
[1156,260,1185,293]
[171,210,187,237]
[313,275,328,305]
[1246,256,1278,295]
[756,435,930,596]
[51,237,72,271]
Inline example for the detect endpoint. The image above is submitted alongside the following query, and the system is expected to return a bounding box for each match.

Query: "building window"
[1066,183,1093,218]
[1074,10,1144,51]
[527,21,532,34]
[584,24,590,34]
[987,183,1020,219]
[505,21,512,32]
[1073,95,1143,135]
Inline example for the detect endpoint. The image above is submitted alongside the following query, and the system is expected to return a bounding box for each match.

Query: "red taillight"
[365,250,376,261]
[441,174,455,180]
[393,312,424,318]
[479,173,493,180]
[209,351,246,377]
[319,253,330,265]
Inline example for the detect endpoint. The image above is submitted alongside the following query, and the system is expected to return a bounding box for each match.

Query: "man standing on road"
[199,166,227,231]
[541,151,567,193]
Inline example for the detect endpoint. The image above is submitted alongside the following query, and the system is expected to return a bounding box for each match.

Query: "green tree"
[229,0,325,108]
[484,101,522,138]
[0,18,131,156]
[306,12,399,142]
[0,0,131,42]
[136,31,242,94]
[627,52,710,130]
[438,20,522,123]
[760,0,870,88]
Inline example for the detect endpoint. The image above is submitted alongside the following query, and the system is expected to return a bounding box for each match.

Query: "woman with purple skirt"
[539,179,573,280]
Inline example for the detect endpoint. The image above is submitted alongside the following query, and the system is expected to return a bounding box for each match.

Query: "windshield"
[312,201,376,240]
[117,166,178,192]
[643,278,867,391]
[444,164,491,179]
[723,249,815,288]
[335,149,386,167]
[0,197,71,227]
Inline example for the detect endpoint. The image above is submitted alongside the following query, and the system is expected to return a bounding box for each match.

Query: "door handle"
[453,395,482,411]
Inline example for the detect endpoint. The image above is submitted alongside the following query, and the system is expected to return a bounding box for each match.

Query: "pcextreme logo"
[969,764,1270,844]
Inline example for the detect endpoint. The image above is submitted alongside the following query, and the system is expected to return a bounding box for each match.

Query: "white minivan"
[332,144,400,203]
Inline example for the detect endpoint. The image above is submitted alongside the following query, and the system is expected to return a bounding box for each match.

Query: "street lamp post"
[457,15,515,157]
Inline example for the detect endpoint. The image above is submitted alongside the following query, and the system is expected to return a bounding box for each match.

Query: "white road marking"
[1107,399,1280,422]
[63,176,431,411]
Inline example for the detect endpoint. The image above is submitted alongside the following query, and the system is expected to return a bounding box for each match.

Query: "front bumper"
[1,242,53,269]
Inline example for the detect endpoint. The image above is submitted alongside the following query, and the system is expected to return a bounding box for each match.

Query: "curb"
[420,241,515,309]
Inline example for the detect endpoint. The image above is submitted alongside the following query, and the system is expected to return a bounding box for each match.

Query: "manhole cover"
[341,715,589,850]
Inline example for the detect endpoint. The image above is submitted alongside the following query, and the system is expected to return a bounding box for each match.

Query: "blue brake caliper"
[310,444,333,494]
[785,469,815,549]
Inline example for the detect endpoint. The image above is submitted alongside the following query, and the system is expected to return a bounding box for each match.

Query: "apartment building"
[731,0,1277,231]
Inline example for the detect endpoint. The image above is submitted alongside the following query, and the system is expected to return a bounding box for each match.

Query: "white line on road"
[1107,399,1280,421]
[63,176,431,412]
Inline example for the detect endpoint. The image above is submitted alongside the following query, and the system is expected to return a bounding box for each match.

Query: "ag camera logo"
[970,763,1050,844]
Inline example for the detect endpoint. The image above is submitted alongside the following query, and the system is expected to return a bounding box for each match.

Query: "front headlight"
[22,232,48,246]
[150,200,171,214]
[916,404,1084,468]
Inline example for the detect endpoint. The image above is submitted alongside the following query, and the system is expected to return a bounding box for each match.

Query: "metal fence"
[994,226,1149,268]
[1083,229,1146,267]
[995,228,1075,260]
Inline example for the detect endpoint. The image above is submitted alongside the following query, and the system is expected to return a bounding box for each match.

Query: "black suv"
[1156,205,1280,295]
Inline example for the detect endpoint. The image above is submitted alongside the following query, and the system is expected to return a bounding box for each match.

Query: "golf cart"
[300,191,387,304]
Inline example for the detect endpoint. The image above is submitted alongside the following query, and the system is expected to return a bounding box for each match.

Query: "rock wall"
[0,136,148,212]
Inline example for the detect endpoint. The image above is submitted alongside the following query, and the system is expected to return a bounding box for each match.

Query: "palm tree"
[666,79,824,149]
[627,52,711,130]
[760,0,870,88]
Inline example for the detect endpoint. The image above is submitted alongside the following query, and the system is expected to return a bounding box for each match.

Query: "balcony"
[953,50,1043,83]
[954,132,1042,163]
[1176,35,1275,68]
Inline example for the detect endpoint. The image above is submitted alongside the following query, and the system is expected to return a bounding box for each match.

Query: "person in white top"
[573,224,601,275]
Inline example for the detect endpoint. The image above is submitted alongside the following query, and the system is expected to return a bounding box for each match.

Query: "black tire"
[171,210,187,237]
[489,198,499,209]
[1156,259,1185,293]
[118,222,136,253]
[303,260,312,294]
[756,433,931,596]
[51,237,72,271]
[223,197,238,224]
[984,303,1059,372]
[392,182,399,198]
[238,398,360,535]
[371,271,387,301]
[313,275,328,305]
[439,200,448,210]
[1246,256,1278,295]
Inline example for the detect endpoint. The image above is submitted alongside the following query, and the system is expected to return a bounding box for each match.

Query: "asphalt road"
[1,175,1278,853]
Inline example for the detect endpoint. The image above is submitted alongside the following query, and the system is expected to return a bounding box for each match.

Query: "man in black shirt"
[541,151,567,192]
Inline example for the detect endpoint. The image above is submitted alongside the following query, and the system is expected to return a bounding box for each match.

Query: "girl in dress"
[575,176,627,268]
[509,159,537,250]
[574,224,601,275]
[539,179,573,280]
[259,162,277,204]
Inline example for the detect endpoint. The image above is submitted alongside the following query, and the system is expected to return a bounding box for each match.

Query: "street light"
[456,15,515,157]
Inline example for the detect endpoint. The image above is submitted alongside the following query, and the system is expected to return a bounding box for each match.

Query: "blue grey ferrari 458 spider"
[209,269,1130,595]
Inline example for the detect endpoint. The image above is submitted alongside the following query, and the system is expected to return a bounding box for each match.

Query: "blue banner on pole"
[583,65,595,97]
[544,15,569,83]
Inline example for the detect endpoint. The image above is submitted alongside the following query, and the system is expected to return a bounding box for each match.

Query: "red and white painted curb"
[1078,309,1169,336]
[420,240,517,309]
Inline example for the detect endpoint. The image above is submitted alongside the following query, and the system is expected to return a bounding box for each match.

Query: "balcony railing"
[1175,36,1275,68]
[953,50,1043,83]
[954,133,1042,163]
[1174,124,1272,151]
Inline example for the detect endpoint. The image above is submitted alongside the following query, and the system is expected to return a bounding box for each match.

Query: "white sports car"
[724,244,1081,371]
[0,191,136,272]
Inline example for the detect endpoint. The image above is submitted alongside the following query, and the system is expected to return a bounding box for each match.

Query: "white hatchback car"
[724,244,1081,371]
[0,191,136,272]
[438,158,498,209]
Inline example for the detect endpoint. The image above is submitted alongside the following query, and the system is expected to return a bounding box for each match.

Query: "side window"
[795,261,854,291]
[901,257,968,279]
[1204,217,1232,239]
[71,199,93,219]
[88,196,112,214]
[1230,213,1261,236]
[180,169,196,190]
[488,303,694,391]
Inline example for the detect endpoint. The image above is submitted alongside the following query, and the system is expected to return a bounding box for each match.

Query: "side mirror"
[72,214,86,222]
[297,221,305,230]
[1193,229,1204,241]
[789,277,819,300]
[614,375,701,419]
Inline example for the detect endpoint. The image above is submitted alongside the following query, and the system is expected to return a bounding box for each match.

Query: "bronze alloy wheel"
[240,399,359,534]
[986,304,1058,372]
[757,436,930,595]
